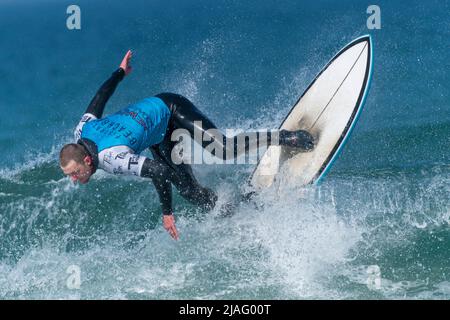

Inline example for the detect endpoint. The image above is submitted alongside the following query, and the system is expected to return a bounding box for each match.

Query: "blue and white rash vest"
[74,97,171,175]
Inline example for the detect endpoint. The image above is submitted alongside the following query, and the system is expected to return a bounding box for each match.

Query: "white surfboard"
[250,35,373,189]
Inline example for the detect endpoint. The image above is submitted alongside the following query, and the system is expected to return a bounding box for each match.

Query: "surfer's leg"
[156,92,314,161]
[172,164,218,210]
[150,143,218,210]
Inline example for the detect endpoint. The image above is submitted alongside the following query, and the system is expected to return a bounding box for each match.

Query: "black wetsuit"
[76,68,314,216]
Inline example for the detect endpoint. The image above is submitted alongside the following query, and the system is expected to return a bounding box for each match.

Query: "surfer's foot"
[279,129,315,151]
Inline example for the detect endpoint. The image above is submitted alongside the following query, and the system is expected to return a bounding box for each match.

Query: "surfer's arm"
[140,158,179,240]
[84,67,125,119]
[72,66,132,140]
[97,147,179,240]
[84,50,133,118]
[74,67,125,141]
[140,158,174,216]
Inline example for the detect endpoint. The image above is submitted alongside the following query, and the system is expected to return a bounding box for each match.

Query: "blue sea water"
[0,0,449,299]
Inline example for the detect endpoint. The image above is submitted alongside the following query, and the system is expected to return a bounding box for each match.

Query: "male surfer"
[59,50,314,240]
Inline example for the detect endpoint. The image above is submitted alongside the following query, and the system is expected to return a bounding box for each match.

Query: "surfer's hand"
[163,214,179,240]
[119,50,133,76]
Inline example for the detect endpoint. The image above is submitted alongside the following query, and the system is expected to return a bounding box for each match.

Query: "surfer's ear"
[83,156,92,166]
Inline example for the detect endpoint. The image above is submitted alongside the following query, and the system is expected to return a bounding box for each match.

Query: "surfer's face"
[61,158,93,184]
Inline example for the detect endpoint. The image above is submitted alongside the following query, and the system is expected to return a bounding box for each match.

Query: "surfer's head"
[59,143,94,184]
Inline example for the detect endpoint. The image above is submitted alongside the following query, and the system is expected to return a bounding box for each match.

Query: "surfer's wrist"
[115,67,126,80]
